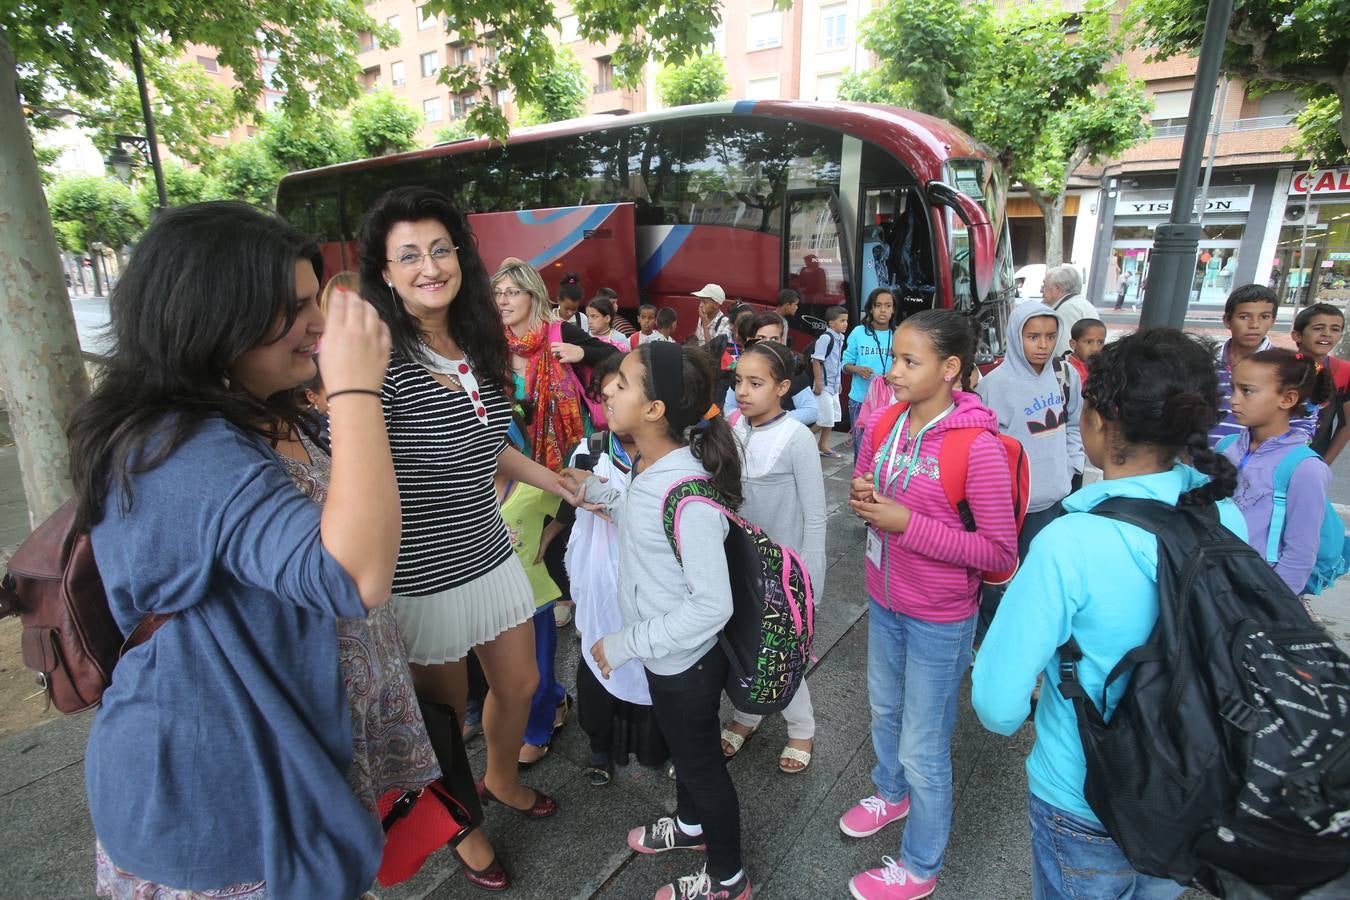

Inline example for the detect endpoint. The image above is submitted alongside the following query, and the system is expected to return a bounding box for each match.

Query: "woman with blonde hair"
[319,270,361,314]
[491,256,620,765]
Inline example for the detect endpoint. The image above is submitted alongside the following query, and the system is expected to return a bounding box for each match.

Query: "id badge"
[865,526,883,568]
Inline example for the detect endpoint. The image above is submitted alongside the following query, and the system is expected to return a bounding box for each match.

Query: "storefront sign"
[1118,186,1253,216]
[1290,168,1350,196]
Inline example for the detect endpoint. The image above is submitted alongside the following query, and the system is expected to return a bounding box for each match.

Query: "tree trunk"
[1027,187,1067,269]
[0,31,91,528]
[91,251,104,297]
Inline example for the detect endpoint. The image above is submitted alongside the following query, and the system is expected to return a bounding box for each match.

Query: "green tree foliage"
[1289,91,1345,166]
[1133,0,1349,159]
[348,89,422,157]
[47,176,144,254]
[517,49,590,126]
[133,160,221,217]
[657,54,729,107]
[433,121,476,144]
[31,143,61,187]
[422,0,774,138]
[76,54,238,168]
[257,109,357,172]
[210,139,285,209]
[855,0,1149,266]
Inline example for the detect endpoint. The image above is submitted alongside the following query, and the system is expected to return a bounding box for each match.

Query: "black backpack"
[1056,497,1350,898]
[660,477,814,714]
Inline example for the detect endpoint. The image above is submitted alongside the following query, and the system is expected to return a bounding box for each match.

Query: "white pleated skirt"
[391,555,535,665]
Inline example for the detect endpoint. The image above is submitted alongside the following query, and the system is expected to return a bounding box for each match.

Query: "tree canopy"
[423,0,760,138]
[1133,0,1349,160]
[46,176,143,256]
[657,54,730,107]
[347,89,422,157]
[844,0,1149,266]
[517,49,589,126]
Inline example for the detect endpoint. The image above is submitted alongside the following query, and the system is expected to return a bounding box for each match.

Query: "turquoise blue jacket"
[971,464,1247,821]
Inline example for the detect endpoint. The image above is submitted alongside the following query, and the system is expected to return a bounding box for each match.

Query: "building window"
[359,31,375,52]
[459,45,475,66]
[496,88,511,107]
[391,60,406,87]
[821,5,847,50]
[420,51,439,78]
[417,4,437,30]
[1150,89,1192,136]
[747,75,780,100]
[596,56,614,93]
[265,92,285,112]
[386,14,401,33]
[560,15,580,43]
[816,72,842,102]
[711,25,726,54]
[423,97,443,122]
[196,55,219,73]
[261,61,281,89]
[749,11,782,50]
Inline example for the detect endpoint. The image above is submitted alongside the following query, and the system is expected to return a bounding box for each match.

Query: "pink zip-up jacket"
[854,390,1018,622]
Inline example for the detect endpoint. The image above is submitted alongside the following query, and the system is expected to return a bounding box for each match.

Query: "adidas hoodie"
[977,302,1084,514]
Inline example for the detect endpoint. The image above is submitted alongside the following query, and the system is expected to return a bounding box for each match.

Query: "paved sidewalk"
[1,431,1348,898]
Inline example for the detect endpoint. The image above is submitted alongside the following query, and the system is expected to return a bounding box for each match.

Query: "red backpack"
[868,402,1029,584]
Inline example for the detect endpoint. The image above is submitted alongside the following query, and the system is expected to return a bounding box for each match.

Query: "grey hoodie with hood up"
[977,302,1084,513]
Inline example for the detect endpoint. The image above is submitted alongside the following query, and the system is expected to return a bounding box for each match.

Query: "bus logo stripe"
[520,204,619,269]
[639,225,694,287]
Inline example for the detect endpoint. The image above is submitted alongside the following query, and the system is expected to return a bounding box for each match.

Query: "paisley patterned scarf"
[505,323,585,472]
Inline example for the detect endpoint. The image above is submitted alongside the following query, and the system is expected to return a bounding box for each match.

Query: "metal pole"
[1195,78,1229,229]
[130,36,168,212]
[1138,0,1234,329]
[1297,170,1314,305]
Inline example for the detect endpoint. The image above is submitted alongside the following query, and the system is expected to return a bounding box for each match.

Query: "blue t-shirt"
[87,418,380,896]
[971,465,1247,822]
[841,324,894,404]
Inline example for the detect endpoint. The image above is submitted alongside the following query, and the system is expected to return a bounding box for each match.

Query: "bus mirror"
[925,181,994,302]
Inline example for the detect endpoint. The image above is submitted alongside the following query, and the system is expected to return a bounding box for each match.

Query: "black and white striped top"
[382,354,513,595]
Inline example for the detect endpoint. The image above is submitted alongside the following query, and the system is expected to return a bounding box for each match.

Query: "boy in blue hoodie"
[978,303,1083,560]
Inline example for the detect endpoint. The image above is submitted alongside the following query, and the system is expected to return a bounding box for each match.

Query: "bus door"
[783,189,851,334]
[858,186,937,325]
[300,188,348,277]
[466,202,638,307]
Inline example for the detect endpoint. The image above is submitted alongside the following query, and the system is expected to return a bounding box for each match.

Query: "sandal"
[778,739,813,774]
[518,695,572,767]
[720,722,758,758]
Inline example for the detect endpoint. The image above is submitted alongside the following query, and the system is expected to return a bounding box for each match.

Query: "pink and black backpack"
[660,476,814,714]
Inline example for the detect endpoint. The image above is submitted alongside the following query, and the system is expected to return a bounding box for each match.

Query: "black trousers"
[646,644,742,880]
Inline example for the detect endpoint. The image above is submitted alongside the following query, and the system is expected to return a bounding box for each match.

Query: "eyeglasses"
[387,246,458,269]
[492,287,527,299]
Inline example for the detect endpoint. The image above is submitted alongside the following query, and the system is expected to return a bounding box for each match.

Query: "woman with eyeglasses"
[357,187,586,891]
[490,257,620,766]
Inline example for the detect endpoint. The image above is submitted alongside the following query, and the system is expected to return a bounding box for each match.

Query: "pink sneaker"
[849,857,936,900]
[838,794,909,838]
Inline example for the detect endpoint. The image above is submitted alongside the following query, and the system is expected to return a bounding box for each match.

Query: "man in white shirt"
[1041,265,1097,359]
[693,284,731,347]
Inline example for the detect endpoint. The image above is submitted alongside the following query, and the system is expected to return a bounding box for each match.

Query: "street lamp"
[105,135,152,183]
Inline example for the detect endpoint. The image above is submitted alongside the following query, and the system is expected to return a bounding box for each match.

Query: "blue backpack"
[1218,435,1349,595]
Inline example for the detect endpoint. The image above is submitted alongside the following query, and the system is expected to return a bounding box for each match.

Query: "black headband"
[646,341,697,429]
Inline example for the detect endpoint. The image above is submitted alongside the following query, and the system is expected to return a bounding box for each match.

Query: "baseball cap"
[691,284,726,303]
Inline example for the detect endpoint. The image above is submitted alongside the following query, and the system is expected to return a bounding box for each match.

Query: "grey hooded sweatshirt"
[977,302,1084,513]
[583,446,733,676]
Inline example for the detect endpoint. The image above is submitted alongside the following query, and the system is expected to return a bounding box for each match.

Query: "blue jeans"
[849,398,865,464]
[523,602,568,746]
[867,599,975,880]
[1028,792,1183,900]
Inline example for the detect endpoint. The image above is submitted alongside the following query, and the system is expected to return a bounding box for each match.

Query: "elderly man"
[1041,265,1097,359]
[693,283,732,346]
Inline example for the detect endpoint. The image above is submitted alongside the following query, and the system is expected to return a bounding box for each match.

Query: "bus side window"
[862,187,935,322]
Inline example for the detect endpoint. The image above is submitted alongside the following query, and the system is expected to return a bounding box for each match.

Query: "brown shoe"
[475,778,558,818]
[454,848,509,891]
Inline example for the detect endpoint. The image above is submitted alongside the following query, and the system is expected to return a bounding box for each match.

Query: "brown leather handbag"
[0,498,169,713]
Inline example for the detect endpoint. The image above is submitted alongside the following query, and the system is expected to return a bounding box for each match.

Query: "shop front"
[1274,166,1350,308]
[1108,183,1254,307]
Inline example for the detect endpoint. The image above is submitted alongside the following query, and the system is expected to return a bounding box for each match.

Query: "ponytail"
[690,416,744,510]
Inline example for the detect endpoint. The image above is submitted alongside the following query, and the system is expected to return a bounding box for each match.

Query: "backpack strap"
[727,409,742,427]
[1052,355,1069,405]
[1268,445,1319,564]
[1215,433,1240,454]
[661,477,733,564]
[936,429,980,531]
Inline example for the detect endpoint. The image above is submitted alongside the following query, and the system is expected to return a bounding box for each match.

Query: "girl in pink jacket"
[840,309,1017,900]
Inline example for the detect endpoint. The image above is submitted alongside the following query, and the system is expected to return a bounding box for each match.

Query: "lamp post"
[1138,0,1235,329]
[105,36,168,212]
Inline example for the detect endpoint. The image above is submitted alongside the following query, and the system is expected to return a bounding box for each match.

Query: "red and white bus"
[277,100,1016,357]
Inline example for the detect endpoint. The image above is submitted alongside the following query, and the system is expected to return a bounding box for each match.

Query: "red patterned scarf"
[505,323,585,472]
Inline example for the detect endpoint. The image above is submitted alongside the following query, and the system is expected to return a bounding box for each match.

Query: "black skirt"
[575,656,669,768]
